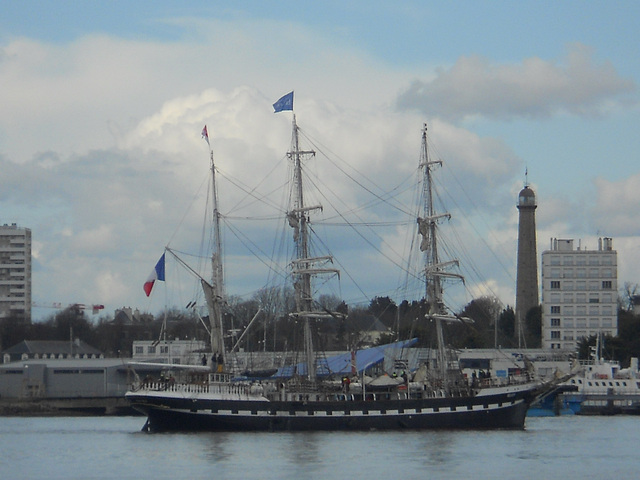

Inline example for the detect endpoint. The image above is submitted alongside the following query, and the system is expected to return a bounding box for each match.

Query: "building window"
[589,297,600,303]
[602,281,612,289]
[563,256,573,266]
[551,331,561,339]
[160,346,169,354]
[147,346,156,354]
[550,281,560,289]
[551,318,561,326]
[550,256,561,265]
[550,306,560,314]
[135,346,144,354]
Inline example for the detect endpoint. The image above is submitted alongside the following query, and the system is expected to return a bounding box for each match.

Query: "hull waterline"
[127,389,535,432]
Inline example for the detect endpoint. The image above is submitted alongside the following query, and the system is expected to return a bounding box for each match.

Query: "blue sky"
[1,1,639,320]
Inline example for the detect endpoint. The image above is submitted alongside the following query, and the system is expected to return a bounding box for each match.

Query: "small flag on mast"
[201,125,210,145]
[273,91,294,113]
[143,253,166,297]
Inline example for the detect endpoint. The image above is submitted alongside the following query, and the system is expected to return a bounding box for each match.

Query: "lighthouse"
[515,185,539,347]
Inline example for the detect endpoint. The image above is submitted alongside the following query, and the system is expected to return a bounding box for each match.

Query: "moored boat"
[528,334,640,416]
[559,335,640,415]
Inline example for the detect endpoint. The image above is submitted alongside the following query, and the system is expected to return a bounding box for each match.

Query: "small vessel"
[126,97,548,431]
[559,335,640,415]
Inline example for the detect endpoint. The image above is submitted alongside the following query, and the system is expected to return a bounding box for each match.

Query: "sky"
[1,1,639,321]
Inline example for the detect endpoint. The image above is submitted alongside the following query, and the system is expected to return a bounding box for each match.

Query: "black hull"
[128,390,534,432]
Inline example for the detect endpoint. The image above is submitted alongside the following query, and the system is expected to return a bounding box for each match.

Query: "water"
[0,415,637,480]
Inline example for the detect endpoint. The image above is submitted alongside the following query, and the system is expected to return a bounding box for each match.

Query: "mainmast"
[416,123,463,389]
[286,114,339,382]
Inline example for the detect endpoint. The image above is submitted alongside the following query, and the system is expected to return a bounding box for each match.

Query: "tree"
[524,306,542,348]
[0,316,30,351]
[622,282,640,311]
[367,296,397,329]
[498,306,515,342]
[452,296,503,348]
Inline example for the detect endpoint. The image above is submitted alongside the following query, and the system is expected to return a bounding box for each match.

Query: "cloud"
[0,19,403,165]
[591,174,640,236]
[396,43,636,121]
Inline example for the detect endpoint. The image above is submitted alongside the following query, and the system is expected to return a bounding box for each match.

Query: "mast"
[416,124,463,390]
[202,134,226,365]
[286,114,339,381]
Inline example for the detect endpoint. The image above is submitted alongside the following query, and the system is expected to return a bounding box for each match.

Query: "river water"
[0,415,636,480]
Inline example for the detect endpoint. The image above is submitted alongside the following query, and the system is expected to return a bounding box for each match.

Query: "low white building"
[131,339,207,366]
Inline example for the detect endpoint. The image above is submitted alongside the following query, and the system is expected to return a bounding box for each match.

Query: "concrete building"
[541,237,618,350]
[0,357,164,413]
[515,186,539,347]
[0,224,31,322]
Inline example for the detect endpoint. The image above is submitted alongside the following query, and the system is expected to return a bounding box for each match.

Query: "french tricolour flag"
[143,253,165,297]
[201,125,210,145]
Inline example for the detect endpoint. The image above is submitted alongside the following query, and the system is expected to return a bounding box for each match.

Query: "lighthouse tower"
[515,185,539,347]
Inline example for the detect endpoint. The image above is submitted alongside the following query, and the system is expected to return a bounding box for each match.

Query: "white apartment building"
[0,224,32,322]
[541,237,617,350]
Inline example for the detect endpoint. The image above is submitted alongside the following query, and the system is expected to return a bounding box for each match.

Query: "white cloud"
[0,18,404,165]
[396,43,636,121]
[591,174,640,236]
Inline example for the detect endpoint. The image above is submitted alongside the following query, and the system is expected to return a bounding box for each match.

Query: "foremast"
[202,136,226,366]
[417,123,464,392]
[287,114,340,382]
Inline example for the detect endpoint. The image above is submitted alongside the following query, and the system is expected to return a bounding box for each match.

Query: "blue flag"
[273,91,294,112]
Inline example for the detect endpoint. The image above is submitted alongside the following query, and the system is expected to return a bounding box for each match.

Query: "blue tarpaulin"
[270,338,418,379]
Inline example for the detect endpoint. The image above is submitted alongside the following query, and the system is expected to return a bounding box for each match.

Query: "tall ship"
[126,94,549,431]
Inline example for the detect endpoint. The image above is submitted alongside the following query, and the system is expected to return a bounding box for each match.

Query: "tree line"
[1,289,639,366]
